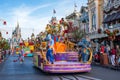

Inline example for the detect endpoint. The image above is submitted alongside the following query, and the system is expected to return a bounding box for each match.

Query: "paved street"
[0,55,120,80]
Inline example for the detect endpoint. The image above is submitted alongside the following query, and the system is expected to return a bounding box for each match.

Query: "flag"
[74,3,77,8]
[53,9,56,14]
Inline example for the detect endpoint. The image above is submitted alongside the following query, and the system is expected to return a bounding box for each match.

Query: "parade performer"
[78,36,91,63]
[59,18,68,37]
[46,46,54,64]
[46,34,55,64]
[20,47,24,62]
[13,46,24,63]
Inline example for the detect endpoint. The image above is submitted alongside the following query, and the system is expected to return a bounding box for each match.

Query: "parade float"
[33,17,93,73]
[19,40,34,57]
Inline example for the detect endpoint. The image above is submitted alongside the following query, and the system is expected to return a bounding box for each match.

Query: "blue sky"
[0,0,87,39]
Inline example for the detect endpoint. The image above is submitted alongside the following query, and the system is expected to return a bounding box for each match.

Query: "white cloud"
[1,0,87,39]
[3,3,52,39]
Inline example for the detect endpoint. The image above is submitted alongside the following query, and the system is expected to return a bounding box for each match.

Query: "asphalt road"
[0,55,120,80]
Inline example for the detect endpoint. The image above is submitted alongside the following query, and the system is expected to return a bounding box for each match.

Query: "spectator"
[106,45,111,64]
[105,45,110,55]
[116,45,120,66]
[0,49,2,63]
[110,47,116,66]
[94,51,100,63]
[100,44,105,54]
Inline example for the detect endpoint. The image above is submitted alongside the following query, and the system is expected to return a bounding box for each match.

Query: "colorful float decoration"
[33,17,93,73]
[19,40,34,57]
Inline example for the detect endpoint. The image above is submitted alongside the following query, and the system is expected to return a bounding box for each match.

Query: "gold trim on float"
[87,48,93,63]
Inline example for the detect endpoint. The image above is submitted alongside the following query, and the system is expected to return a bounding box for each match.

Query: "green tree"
[0,38,10,50]
[72,29,85,42]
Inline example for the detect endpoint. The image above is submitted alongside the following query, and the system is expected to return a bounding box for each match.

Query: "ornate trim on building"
[104,0,120,14]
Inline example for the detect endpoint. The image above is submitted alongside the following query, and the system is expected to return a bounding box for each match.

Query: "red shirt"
[111,48,116,55]
[100,46,105,53]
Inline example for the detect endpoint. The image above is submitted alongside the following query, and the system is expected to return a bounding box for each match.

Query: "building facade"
[80,6,89,33]
[88,0,104,39]
[65,11,81,39]
[66,11,81,29]
[103,0,120,46]
[103,0,120,29]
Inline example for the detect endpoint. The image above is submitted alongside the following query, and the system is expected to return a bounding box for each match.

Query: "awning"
[115,11,120,20]
[103,12,120,23]
[103,15,111,23]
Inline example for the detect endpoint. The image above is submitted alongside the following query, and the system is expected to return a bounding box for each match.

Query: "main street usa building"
[103,0,120,46]
[88,0,120,47]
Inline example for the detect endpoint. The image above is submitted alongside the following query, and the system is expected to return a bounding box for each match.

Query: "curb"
[92,62,120,71]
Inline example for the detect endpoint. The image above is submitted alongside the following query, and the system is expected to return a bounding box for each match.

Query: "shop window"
[92,14,96,29]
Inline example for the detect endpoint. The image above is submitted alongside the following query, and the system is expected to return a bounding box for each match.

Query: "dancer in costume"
[78,36,91,63]
[46,46,54,64]
[46,34,55,64]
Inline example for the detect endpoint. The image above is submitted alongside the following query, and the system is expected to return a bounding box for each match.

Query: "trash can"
[102,53,108,65]
[100,53,108,65]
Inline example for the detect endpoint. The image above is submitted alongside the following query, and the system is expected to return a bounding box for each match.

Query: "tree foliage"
[0,38,10,50]
[72,29,85,42]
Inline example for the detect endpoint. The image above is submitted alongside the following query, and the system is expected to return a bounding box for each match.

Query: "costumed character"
[39,32,44,41]
[16,46,20,55]
[46,24,52,34]
[46,34,55,64]
[46,46,54,64]
[59,18,68,37]
[55,24,61,33]
[78,37,91,63]
[19,47,24,63]
[31,33,35,41]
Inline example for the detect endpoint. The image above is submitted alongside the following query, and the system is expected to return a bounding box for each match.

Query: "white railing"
[88,28,120,39]
[88,32,107,39]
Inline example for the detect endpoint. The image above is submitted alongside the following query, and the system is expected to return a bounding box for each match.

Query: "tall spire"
[17,20,19,28]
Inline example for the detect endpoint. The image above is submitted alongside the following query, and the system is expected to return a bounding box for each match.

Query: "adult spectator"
[110,47,116,66]
[0,49,2,63]
[116,45,120,66]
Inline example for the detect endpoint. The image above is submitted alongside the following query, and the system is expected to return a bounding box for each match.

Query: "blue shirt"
[49,39,54,46]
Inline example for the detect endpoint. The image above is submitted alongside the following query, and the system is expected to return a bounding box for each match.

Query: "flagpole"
[74,0,77,12]
[53,9,56,17]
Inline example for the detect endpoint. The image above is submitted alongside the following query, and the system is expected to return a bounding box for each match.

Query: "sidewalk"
[92,62,120,71]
